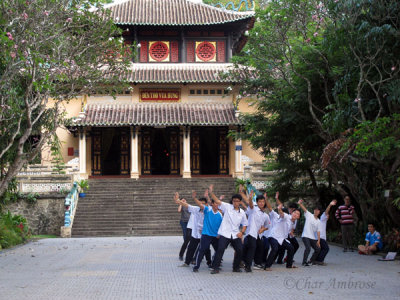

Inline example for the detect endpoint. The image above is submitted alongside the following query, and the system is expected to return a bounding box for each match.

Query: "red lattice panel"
[187,41,195,62]
[196,41,216,62]
[217,41,226,62]
[171,41,179,62]
[139,41,148,62]
[149,41,169,62]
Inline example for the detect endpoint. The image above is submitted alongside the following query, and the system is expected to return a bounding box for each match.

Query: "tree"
[230,0,400,229]
[0,0,131,197]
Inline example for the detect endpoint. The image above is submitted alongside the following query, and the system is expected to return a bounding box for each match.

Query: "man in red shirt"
[335,195,355,252]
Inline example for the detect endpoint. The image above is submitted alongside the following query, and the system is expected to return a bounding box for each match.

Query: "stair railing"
[61,182,78,237]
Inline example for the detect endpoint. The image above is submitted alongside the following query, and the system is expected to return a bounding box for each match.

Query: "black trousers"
[262,236,270,264]
[179,228,192,258]
[242,235,256,268]
[212,235,243,271]
[316,238,329,262]
[194,234,218,270]
[277,236,299,263]
[242,235,264,267]
[265,237,294,268]
[184,236,199,265]
[302,237,321,264]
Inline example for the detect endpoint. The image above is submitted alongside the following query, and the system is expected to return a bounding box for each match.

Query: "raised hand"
[192,190,197,199]
[209,184,214,194]
[331,199,337,206]
[275,191,279,200]
[298,199,304,205]
[204,189,209,198]
[219,195,225,201]
[174,192,179,201]
[249,190,254,199]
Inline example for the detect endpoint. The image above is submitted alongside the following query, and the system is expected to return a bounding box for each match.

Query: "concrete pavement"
[0,236,399,300]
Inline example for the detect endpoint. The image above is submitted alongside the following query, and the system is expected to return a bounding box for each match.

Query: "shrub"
[0,211,29,249]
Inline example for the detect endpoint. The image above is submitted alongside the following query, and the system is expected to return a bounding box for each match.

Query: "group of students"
[175,184,337,274]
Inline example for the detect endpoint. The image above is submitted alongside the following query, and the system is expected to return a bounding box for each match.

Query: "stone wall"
[4,194,65,236]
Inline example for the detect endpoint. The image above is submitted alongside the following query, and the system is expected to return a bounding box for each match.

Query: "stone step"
[71,177,235,237]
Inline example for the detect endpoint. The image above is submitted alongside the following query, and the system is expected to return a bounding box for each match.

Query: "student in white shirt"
[264,198,301,270]
[240,189,270,272]
[174,192,207,267]
[274,192,300,264]
[208,184,248,274]
[298,199,321,266]
[315,200,337,265]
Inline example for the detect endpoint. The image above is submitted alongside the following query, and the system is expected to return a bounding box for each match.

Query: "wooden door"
[190,128,200,175]
[91,129,102,175]
[120,129,130,175]
[218,128,229,175]
[169,128,180,175]
[141,129,151,175]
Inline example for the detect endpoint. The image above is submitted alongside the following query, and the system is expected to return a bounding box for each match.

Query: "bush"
[0,211,30,249]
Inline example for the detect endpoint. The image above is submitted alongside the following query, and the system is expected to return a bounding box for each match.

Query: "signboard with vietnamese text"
[140,89,180,102]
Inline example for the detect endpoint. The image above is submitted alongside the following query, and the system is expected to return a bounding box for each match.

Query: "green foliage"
[229,0,400,231]
[77,179,89,193]
[0,211,29,249]
[0,178,20,210]
[22,193,39,205]
[50,135,66,174]
[349,114,400,159]
[234,178,250,192]
[0,0,131,197]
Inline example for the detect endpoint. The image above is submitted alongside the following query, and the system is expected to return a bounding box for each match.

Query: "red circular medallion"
[196,42,216,62]
[149,42,169,61]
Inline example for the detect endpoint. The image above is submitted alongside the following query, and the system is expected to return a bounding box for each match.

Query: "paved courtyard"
[0,236,399,300]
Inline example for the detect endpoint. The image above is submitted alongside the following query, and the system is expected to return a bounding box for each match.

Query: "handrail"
[64,182,78,227]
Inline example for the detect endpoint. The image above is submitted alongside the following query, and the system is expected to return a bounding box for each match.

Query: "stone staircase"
[71,177,236,237]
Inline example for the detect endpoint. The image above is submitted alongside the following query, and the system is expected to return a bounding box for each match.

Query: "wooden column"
[234,138,244,177]
[79,128,87,177]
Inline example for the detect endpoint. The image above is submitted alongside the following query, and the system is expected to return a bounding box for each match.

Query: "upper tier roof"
[107,0,254,26]
[119,63,237,83]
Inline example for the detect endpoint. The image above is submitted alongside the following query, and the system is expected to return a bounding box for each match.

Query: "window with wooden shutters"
[139,41,148,62]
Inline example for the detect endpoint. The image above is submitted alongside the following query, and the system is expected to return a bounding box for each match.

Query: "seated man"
[358,223,383,255]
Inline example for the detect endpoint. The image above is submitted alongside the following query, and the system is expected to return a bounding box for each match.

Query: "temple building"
[48,0,263,179]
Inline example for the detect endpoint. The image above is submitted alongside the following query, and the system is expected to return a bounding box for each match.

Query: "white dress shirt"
[302,210,320,240]
[187,205,204,239]
[317,212,328,240]
[288,219,297,237]
[263,210,276,238]
[269,210,292,245]
[217,202,248,239]
[245,206,270,239]
[187,211,194,229]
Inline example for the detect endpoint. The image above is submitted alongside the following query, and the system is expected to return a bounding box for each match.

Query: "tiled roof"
[119,63,236,83]
[107,0,254,26]
[74,103,241,126]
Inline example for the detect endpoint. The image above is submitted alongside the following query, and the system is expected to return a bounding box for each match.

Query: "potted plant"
[77,179,89,197]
